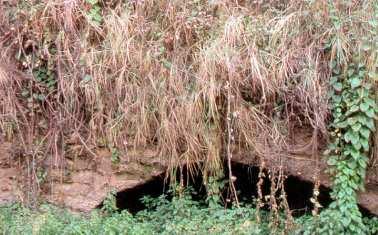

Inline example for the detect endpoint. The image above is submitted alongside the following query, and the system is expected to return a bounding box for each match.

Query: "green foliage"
[1,190,377,235]
[0,194,268,235]
[110,147,120,165]
[85,0,103,26]
[302,1,378,234]
[21,66,56,105]
[205,174,226,208]
[33,67,57,93]
[102,190,118,214]
[312,61,377,235]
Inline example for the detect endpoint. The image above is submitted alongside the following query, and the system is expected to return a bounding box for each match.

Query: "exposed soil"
[0,142,21,205]
[1,128,378,215]
[0,141,165,212]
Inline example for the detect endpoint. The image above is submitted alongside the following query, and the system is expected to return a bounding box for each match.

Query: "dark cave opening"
[228,162,332,216]
[109,166,206,214]
[99,161,373,217]
[112,173,168,214]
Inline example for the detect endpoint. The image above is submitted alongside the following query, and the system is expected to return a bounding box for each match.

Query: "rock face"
[0,142,165,212]
[45,148,166,212]
[0,136,378,215]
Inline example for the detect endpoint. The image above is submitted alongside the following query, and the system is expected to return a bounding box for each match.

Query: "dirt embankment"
[1,129,378,215]
[0,141,165,212]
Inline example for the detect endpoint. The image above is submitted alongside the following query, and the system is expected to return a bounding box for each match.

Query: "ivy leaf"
[352,123,362,132]
[359,102,369,112]
[332,82,343,91]
[347,161,357,169]
[345,130,361,148]
[347,68,355,77]
[346,105,359,116]
[358,158,367,168]
[359,127,370,139]
[327,158,338,166]
[363,97,376,107]
[365,109,376,118]
[344,131,352,143]
[332,94,342,103]
[350,77,361,89]
[341,216,351,227]
[357,114,367,124]
[347,117,358,126]
[350,148,360,160]
[330,76,338,85]
[353,141,362,151]
[335,121,348,128]
[361,138,369,152]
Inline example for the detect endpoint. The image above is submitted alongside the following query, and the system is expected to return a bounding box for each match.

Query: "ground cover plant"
[0,190,377,235]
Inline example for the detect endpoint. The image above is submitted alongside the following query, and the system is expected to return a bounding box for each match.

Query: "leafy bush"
[1,190,377,235]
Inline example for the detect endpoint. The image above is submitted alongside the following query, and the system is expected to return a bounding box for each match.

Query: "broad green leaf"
[351,123,362,132]
[358,158,367,168]
[364,118,375,131]
[350,148,360,160]
[359,102,369,112]
[347,161,357,169]
[327,158,338,166]
[349,131,360,145]
[347,105,359,115]
[363,97,376,107]
[359,127,370,139]
[333,82,343,91]
[350,77,361,89]
[361,138,369,152]
[365,109,376,118]
[347,117,358,125]
[335,121,348,128]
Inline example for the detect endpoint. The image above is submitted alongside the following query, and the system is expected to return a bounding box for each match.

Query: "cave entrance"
[101,162,337,216]
[111,166,206,214]
[228,162,332,216]
[113,173,167,214]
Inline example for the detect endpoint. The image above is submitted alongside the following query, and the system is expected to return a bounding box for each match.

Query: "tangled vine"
[305,2,378,234]
[321,61,377,234]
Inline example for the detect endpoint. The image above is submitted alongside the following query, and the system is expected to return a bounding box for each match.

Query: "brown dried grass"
[0,0,376,191]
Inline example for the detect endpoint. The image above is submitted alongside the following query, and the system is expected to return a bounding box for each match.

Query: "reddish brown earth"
[1,130,378,215]
[0,142,165,212]
[0,142,21,205]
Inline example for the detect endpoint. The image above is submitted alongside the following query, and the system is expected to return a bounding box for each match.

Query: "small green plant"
[102,190,118,214]
[33,67,57,93]
[85,0,103,26]
[205,174,226,208]
[110,147,120,165]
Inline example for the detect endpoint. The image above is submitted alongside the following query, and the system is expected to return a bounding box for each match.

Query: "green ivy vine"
[323,60,377,234]
[306,2,378,234]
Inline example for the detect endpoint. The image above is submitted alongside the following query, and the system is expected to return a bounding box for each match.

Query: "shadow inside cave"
[98,161,373,217]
